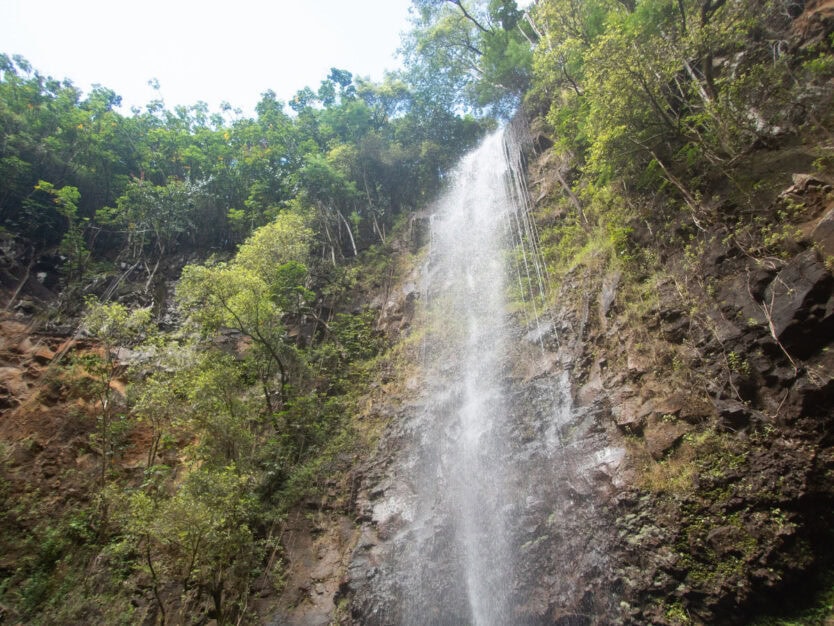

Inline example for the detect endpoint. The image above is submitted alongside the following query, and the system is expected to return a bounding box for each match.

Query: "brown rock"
[599,271,621,320]
[762,249,834,357]
[716,399,753,431]
[643,416,688,460]
[793,1,834,47]
[626,346,652,377]
[780,173,831,196]
[15,337,34,355]
[614,397,654,434]
[0,366,28,397]
[811,206,834,257]
[707,525,749,557]
[32,344,55,363]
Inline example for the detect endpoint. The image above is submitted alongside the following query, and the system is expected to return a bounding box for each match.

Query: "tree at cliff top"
[527,0,815,197]
[520,0,834,275]
[0,53,486,295]
[402,0,537,117]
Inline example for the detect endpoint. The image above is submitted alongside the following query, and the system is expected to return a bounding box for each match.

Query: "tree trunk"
[336,210,358,257]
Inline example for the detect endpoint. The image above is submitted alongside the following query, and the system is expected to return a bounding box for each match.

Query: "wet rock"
[762,249,834,358]
[811,206,834,257]
[582,447,627,486]
[519,350,559,382]
[524,320,554,345]
[551,613,591,626]
[643,416,688,460]
[408,214,432,252]
[576,361,604,407]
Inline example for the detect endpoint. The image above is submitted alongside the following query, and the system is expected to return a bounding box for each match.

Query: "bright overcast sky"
[0,0,415,116]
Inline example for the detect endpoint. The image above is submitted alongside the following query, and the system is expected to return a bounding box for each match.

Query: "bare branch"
[447,0,492,35]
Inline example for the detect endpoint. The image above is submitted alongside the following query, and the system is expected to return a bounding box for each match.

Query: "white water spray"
[390,129,538,624]
[352,125,608,625]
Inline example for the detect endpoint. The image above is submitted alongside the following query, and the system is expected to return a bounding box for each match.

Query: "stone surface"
[643,416,688,460]
[762,249,834,357]
[811,206,834,257]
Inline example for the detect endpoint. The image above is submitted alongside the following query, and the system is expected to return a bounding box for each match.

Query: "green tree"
[97,177,210,284]
[177,212,314,410]
[402,0,535,115]
[33,180,89,284]
[125,465,260,624]
[81,299,152,487]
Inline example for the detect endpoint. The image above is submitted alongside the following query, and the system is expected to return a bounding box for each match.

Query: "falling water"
[383,127,539,625]
[351,124,619,624]
[414,129,517,625]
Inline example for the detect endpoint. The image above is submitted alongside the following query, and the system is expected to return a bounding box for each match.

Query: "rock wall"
[340,151,834,624]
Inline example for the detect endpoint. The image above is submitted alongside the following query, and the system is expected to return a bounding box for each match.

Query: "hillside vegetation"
[1,0,833,624]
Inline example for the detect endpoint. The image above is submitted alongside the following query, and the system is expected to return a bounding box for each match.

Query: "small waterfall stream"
[350,125,621,625]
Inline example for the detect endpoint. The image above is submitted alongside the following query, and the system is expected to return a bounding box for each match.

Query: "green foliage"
[81,299,152,485]
[98,177,209,258]
[234,210,314,287]
[1,50,484,274]
[122,464,262,622]
[329,311,384,363]
[34,180,89,283]
[528,0,803,204]
[401,0,535,116]
[82,298,153,347]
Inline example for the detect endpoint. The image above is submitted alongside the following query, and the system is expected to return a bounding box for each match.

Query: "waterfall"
[382,128,537,624]
[410,129,517,625]
[350,125,619,625]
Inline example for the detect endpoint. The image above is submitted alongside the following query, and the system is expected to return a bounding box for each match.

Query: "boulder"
[715,399,753,431]
[811,206,834,257]
[0,366,27,408]
[643,415,688,460]
[613,397,653,434]
[762,249,834,358]
[654,393,715,425]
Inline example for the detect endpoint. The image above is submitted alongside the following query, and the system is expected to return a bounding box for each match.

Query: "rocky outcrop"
[548,170,834,623]
[341,145,834,625]
[760,248,834,358]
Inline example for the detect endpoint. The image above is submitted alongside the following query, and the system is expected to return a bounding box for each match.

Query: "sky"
[0,0,415,116]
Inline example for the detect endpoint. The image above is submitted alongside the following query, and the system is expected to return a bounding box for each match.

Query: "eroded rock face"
[761,248,834,358]
[267,511,358,626]
[341,161,834,625]
[346,316,628,625]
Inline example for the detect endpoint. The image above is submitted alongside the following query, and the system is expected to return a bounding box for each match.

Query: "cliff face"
[594,181,834,624]
[340,153,834,626]
[341,102,834,626]
[528,172,834,624]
